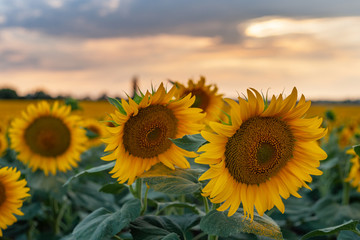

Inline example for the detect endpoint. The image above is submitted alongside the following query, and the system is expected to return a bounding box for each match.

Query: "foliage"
[1,100,360,240]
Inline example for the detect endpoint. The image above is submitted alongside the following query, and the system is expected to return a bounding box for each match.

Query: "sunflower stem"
[27,220,36,240]
[55,202,68,235]
[208,235,219,240]
[203,196,210,214]
[135,179,143,210]
[342,182,350,205]
[207,204,219,240]
[129,185,137,197]
[140,184,149,215]
[341,156,351,205]
[178,194,186,215]
[211,203,220,210]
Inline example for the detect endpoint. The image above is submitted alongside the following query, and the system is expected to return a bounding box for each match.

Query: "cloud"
[242,16,360,48]
[1,15,360,101]
[79,0,133,16]
[0,27,221,98]
[2,0,360,45]
[47,0,64,9]
[0,15,6,24]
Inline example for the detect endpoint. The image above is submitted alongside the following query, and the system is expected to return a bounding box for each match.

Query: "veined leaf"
[170,134,207,152]
[300,220,360,240]
[72,199,141,240]
[99,182,126,194]
[139,163,202,194]
[130,214,199,240]
[156,201,202,215]
[200,209,283,240]
[64,162,115,186]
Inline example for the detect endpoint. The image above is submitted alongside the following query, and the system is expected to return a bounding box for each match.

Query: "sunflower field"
[1,78,360,240]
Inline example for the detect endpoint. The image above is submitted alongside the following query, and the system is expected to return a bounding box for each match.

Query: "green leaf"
[99,182,126,194]
[17,202,42,221]
[65,98,82,111]
[325,110,336,122]
[162,233,181,240]
[130,214,199,240]
[170,134,207,152]
[64,162,115,186]
[68,181,116,212]
[313,198,360,226]
[353,145,360,157]
[73,199,141,240]
[85,128,100,139]
[139,163,202,194]
[338,230,360,240]
[107,97,126,115]
[156,201,202,215]
[200,209,283,240]
[300,220,360,240]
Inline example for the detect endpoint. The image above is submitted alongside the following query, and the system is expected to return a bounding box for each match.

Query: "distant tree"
[97,93,108,101]
[25,90,52,99]
[0,88,18,99]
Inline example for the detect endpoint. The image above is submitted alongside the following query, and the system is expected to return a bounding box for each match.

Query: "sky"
[0,0,360,100]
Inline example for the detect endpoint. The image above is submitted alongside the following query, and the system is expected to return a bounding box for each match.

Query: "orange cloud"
[1,16,360,101]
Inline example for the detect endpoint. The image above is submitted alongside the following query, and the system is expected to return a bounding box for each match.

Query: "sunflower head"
[9,101,87,175]
[82,118,108,148]
[0,167,30,237]
[174,76,224,123]
[345,148,360,192]
[102,83,205,185]
[196,88,327,219]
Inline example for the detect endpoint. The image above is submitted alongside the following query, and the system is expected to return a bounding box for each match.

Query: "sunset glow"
[1,1,360,100]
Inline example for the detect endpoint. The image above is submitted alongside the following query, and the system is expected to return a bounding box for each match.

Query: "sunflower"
[174,76,224,123]
[196,88,327,219]
[82,118,108,148]
[0,166,30,237]
[345,149,360,192]
[9,101,87,175]
[102,83,205,185]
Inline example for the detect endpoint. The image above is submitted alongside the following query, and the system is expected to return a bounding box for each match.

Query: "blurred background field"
[1,99,360,121]
[0,100,115,120]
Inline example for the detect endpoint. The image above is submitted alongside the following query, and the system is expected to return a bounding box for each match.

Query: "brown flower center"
[225,117,295,184]
[183,89,210,112]
[88,126,100,135]
[25,116,71,157]
[0,182,6,206]
[123,105,178,158]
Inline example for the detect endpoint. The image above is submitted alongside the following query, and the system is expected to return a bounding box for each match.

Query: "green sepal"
[353,145,360,157]
[107,97,126,115]
[133,91,145,104]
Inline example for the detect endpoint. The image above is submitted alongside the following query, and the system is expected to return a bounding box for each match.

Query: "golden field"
[0,100,115,121]
[308,103,360,124]
[1,100,359,121]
